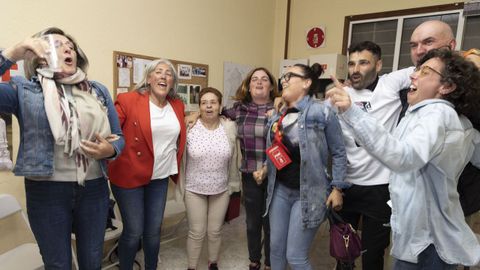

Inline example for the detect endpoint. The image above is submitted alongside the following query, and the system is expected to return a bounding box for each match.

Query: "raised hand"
[2,37,49,63]
[325,75,352,113]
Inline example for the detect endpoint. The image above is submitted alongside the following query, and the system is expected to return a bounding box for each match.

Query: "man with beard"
[335,41,413,270]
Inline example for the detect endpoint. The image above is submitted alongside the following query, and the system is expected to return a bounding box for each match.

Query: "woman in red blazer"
[108,59,186,270]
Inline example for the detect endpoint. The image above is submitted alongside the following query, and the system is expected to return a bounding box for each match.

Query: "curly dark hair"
[293,63,324,96]
[418,48,480,126]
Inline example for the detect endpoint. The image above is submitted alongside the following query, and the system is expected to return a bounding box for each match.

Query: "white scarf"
[37,68,104,184]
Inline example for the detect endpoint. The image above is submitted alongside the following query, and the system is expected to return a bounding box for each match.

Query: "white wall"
[2,0,277,90]
[0,0,277,207]
[281,0,460,59]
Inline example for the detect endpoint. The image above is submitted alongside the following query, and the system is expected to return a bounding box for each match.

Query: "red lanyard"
[273,112,290,153]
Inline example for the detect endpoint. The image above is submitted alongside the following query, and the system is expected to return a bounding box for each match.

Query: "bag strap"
[273,111,290,154]
[327,207,347,225]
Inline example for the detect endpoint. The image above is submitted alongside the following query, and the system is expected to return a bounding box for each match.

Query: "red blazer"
[108,91,186,188]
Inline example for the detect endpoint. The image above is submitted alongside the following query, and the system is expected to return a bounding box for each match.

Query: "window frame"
[342,2,466,71]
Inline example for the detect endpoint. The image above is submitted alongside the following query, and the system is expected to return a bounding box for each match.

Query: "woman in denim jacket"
[264,63,348,270]
[0,27,124,269]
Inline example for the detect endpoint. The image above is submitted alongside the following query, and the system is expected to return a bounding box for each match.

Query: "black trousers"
[337,184,391,270]
[242,172,270,266]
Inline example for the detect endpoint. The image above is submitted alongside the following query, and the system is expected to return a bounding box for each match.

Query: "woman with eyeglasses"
[327,49,480,269]
[263,63,348,270]
[0,27,124,269]
[108,59,187,270]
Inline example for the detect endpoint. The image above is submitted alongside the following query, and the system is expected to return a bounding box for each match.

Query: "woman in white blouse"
[108,59,187,270]
[177,87,241,270]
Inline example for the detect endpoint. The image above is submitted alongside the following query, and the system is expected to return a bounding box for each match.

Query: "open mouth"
[408,85,417,92]
[63,57,73,66]
[350,74,362,81]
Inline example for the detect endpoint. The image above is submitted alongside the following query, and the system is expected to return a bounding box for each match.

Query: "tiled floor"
[114,205,480,270]
[155,205,337,270]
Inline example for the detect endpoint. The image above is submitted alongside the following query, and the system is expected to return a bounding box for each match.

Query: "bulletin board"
[113,51,209,111]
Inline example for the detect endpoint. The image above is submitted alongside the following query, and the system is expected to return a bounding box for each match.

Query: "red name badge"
[266,144,292,170]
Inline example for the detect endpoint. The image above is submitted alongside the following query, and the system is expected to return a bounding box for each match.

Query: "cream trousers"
[185,190,230,268]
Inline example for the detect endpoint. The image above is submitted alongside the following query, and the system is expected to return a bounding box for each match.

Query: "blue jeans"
[269,183,320,270]
[393,245,456,270]
[25,177,109,270]
[111,178,168,270]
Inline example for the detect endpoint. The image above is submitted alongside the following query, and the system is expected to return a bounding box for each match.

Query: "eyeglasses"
[52,40,75,50]
[280,72,306,82]
[414,65,444,78]
[42,36,75,50]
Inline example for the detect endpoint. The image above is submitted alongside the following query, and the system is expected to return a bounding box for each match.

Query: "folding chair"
[0,194,43,270]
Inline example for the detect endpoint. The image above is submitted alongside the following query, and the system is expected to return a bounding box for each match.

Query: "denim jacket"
[265,95,348,228]
[0,57,124,179]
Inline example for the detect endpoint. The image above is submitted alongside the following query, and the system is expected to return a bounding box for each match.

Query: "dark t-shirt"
[271,108,301,189]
